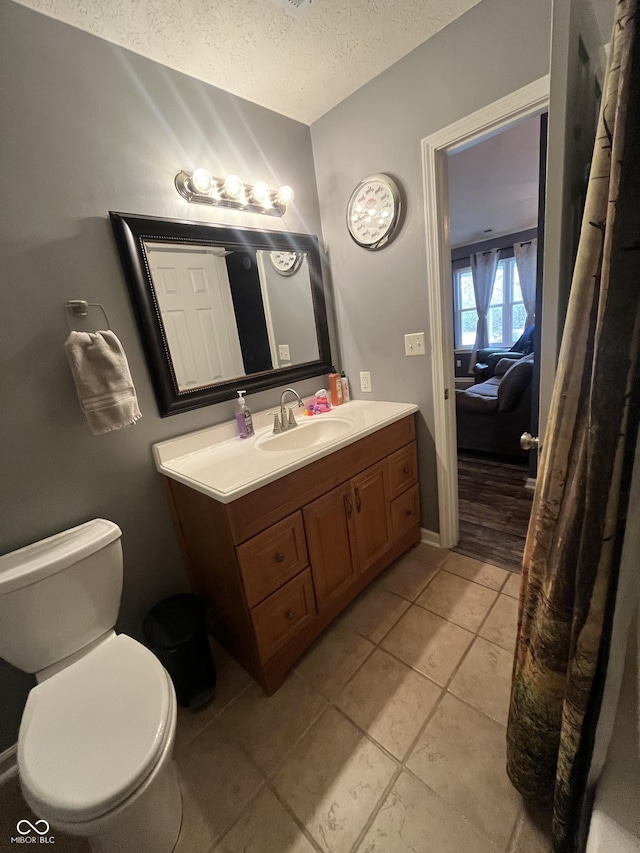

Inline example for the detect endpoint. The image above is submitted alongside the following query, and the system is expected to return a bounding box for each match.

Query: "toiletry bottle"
[340,370,350,403]
[315,389,331,413]
[235,390,254,439]
[328,367,343,406]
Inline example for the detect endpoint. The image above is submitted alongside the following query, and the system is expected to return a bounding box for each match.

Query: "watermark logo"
[10,819,55,844]
[16,821,49,835]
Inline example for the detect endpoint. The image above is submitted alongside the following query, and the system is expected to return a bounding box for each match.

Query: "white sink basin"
[255,417,353,452]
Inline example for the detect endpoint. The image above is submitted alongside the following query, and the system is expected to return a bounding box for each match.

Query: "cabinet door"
[351,460,391,574]
[303,482,356,612]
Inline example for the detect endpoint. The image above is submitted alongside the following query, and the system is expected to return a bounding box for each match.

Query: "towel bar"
[65,300,111,331]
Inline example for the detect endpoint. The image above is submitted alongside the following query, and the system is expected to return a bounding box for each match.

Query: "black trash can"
[143,593,216,709]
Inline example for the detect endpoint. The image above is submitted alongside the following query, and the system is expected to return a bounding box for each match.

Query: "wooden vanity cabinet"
[164,414,420,694]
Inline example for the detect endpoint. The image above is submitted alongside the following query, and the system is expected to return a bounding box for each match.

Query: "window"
[454,256,526,349]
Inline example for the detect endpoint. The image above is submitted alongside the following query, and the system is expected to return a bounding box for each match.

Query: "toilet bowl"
[0,520,183,853]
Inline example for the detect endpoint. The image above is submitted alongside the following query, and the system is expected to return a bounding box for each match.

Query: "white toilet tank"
[0,519,123,674]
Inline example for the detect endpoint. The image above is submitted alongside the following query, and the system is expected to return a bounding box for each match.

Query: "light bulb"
[191,168,214,194]
[276,185,294,206]
[223,174,244,200]
[251,181,271,205]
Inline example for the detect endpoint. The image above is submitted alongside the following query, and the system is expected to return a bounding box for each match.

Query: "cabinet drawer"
[388,443,418,501]
[251,569,316,663]
[391,483,420,540]
[237,512,309,608]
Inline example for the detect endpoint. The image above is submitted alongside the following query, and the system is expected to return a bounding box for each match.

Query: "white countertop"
[153,399,418,503]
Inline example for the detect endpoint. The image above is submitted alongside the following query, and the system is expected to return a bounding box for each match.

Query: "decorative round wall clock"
[346,173,402,250]
[269,250,304,276]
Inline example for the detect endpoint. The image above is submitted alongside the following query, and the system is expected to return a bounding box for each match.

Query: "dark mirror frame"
[109,212,333,417]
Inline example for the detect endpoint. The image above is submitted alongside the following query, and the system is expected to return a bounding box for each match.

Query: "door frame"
[421,75,550,549]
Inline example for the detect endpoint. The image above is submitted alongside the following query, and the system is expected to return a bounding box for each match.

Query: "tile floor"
[0,545,552,853]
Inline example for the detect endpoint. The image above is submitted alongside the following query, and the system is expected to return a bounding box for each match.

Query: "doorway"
[421,76,549,553]
[447,115,544,571]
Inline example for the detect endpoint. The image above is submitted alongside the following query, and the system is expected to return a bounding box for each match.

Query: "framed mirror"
[109,212,333,416]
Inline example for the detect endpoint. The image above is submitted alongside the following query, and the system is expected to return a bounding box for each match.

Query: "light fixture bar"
[175,170,294,217]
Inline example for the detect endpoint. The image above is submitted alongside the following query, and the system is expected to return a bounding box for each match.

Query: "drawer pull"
[275,552,285,563]
[403,466,410,474]
[286,609,296,621]
[355,487,362,512]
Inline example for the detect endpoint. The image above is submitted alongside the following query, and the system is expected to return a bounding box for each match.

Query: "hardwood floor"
[454,453,533,573]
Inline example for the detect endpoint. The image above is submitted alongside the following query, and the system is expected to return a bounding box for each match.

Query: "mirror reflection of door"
[144,240,322,393]
[146,244,245,390]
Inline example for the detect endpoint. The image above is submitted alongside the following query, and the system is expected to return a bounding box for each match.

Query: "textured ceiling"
[13,0,483,124]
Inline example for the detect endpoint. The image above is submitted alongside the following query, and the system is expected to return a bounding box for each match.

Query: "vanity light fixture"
[175,169,294,217]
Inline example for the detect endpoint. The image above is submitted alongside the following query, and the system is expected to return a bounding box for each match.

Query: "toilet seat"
[18,634,173,824]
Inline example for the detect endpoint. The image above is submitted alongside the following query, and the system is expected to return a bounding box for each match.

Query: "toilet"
[0,519,182,853]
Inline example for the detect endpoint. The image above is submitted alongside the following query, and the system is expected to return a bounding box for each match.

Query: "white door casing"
[421,76,550,549]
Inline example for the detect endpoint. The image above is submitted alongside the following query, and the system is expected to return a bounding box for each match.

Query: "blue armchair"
[473,325,535,381]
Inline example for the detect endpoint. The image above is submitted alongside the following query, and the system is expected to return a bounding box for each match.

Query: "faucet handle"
[268,412,283,433]
[287,407,298,428]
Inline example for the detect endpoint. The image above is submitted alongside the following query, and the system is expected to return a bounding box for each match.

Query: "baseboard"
[0,744,18,786]
[421,528,442,549]
[525,477,537,492]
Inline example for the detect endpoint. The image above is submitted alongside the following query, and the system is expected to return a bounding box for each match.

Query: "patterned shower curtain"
[506,3,640,852]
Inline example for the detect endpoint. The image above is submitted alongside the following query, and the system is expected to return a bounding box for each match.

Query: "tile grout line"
[197,550,520,853]
[342,558,517,851]
[176,676,254,754]
[205,691,331,853]
[264,779,326,853]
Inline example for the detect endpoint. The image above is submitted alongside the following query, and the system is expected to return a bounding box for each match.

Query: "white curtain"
[468,248,500,370]
[514,239,538,329]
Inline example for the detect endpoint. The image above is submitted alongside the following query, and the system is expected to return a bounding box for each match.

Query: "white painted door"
[538,0,610,439]
[146,246,245,390]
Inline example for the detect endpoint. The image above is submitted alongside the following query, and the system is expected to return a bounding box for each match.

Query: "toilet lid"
[18,634,172,823]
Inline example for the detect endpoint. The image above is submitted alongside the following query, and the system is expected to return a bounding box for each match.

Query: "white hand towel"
[64,330,142,435]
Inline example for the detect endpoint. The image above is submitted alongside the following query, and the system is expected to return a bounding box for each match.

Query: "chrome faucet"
[276,388,304,432]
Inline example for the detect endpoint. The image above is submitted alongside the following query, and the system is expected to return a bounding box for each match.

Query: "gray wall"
[310,0,553,531]
[260,255,319,366]
[0,0,326,750]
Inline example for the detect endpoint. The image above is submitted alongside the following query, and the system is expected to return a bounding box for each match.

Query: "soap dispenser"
[235,390,254,439]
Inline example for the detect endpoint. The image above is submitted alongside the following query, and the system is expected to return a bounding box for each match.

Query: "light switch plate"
[404,332,425,356]
[360,371,372,393]
[278,344,290,361]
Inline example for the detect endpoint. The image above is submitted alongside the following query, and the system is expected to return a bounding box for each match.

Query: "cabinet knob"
[286,609,296,621]
[405,509,413,517]
[275,552,285,563]
[403,466,410,474]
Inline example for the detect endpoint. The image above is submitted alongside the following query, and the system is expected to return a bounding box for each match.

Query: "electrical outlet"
[404,332,426,356]
[278,344,290,361]
[360,371,372,393]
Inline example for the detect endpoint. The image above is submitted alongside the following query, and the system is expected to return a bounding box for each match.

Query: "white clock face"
[269,251,303,276]
[347,174,401,249]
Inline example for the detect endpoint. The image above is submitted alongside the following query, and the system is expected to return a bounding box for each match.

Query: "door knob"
[520,432,540,451]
